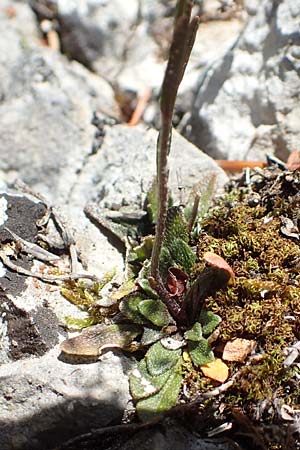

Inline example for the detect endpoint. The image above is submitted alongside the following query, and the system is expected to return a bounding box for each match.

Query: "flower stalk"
[150,0,199,279]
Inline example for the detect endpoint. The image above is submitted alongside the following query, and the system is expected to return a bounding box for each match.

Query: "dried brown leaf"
[166,267,188,296]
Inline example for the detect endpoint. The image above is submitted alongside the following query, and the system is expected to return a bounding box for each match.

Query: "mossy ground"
[60,165,300,449]
[188,166,300,449]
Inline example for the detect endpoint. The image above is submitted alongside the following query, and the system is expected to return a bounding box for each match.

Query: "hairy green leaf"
[137,262,159,298]
[159,246,176,275]
[164,206,189,247]
[146,180,173,224]
[119,294,150,324]
[141,327,166,346]
[159,240,195,275]
[158,207,195,275]
[188,339,214,366]
[137,278,159,298]
[130,358,173,400]
[184,322,202,341]
[168,238,196,272]
[132,236,154,262]
[199,310,221,336]
[138,299,173,327]
[136,359,182,421]
[145,341,181,376]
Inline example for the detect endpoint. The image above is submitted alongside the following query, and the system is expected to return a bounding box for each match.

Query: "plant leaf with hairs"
[184,322,202,341]
[132,236,154,262]
[130,358,174,400]
[137,262,159,298]
[136,359,182,421]
[159,246,176,276]
[164,206,189,247]
[145,341,181,376]
[199,310,221,337]
[141,327,166,346]
[159,206,195,275]
[168,238,196,272]
[119,294,150,325]
[188,338,214,367]
[138,299,173,327]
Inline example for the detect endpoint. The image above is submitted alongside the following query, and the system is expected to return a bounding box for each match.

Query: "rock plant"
[61,0,233,422]
[57,2,300,447]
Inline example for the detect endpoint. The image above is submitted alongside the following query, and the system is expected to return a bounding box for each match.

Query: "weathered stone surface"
[0,1,41,100]
[53,0,163,92]
[43,0,243,99]
[0,347,133,450]
[68,123,228,210]
[0,192,135,450]
[0,47,116,203]
[244,0,260,15]
[187,0,300,161]
[0,0,123,277]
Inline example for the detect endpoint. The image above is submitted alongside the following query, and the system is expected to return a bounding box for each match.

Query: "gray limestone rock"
[0,347,133,450]
[187,0,300,162]
[68,123,228,210]
[0,50,116,203]
[0,192,135,450]
[44,0,243,101]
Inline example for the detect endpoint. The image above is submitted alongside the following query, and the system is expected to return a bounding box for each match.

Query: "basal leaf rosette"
[129,310,222,421]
